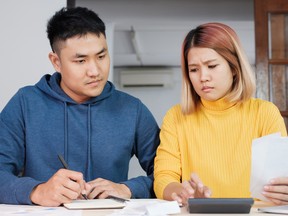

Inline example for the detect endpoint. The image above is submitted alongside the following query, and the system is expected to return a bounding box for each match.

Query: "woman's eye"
[189,68,197,73]
[208,64,217,69]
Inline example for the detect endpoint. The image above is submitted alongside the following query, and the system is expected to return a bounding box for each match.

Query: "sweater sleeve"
[154,105,182,199]
[258,100,287,136]
[122,102,160,198]
[0,91,42,204]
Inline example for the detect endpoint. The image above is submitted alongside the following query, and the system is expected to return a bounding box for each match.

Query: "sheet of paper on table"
[258,205,288,214]
[0,204,81,216]
[107,199,180,216]
[64,199,126,209]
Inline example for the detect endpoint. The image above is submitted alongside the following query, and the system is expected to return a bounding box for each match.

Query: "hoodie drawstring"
[86,104,92,180]
[64,102,68,161]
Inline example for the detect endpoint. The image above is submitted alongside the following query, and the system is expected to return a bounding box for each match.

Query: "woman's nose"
[200,69,210,82]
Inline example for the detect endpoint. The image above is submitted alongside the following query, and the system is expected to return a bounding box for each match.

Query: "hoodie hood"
[35,72,114,104]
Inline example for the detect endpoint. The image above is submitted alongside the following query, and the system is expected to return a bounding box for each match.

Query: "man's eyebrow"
[74,53,87,58]
[96,48,107,55]
[74,48,107,58]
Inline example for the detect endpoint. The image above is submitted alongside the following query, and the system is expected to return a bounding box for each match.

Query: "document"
[250,133,288,201]
[107,199,180,216]
[64,199,126,210]
[0,204,81,216]
[258,205,288,214]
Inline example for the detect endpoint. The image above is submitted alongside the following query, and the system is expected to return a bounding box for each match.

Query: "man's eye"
[76,59,85,64]
[98,54,105,60]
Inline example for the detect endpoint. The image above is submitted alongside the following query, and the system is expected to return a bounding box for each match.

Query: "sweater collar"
[200,97,237,111]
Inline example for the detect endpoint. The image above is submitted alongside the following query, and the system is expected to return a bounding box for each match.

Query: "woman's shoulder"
[248,98,278,108]
[163,104,192,122]
[246,98,281,114]
[166,104,182,115]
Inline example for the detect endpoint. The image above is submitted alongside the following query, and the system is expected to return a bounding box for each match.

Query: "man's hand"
[30,169,88,206]
[87,178,131,199]
[262,177,288,205]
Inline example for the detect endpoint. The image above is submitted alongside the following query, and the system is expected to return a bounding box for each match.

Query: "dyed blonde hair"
[181,22,256,114]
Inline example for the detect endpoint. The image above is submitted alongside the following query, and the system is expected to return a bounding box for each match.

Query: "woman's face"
[187,47,234,101]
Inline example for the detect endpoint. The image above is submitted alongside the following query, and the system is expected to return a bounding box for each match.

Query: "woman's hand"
[164,172,211,206]
[262,177,288,205]
[188,173,212,198]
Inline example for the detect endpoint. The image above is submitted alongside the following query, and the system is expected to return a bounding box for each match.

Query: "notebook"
[64,199,126,210]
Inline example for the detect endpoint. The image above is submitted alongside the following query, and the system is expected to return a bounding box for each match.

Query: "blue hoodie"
[0,72,160,204]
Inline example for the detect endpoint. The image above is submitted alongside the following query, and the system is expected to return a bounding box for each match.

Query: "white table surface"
[0,200,279,216]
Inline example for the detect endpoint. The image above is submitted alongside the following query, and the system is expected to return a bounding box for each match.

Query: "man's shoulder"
[113,89,141,103]
[16,85,41,97]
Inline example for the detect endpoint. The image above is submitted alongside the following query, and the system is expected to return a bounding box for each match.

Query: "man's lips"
[86,79,101,86]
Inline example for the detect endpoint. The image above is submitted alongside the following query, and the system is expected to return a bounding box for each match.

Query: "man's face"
[49,33,110,103]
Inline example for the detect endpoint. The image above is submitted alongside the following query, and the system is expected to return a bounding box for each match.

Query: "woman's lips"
[202,86,213,92]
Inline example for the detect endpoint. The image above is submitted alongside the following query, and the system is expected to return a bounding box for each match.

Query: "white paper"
[108,200,158,216]
[258,205,288,214]
[146,201,180,215]
[0,204,81,216]
[64,199,126,209]
[250,132,288,201]
[107,199,180,216]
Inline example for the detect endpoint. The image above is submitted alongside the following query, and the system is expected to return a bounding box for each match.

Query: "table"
[82,200,279,216]
[0,200,280,216]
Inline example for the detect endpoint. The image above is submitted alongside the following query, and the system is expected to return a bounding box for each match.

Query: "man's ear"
[48,52,61,72]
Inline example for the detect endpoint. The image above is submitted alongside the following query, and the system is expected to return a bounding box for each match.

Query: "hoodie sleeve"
[122,102,160,198]
[0,90,42,204]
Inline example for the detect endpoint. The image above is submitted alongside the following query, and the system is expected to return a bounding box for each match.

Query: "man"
[0,7,159,207]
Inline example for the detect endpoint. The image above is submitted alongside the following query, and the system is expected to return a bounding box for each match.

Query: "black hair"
[46,7,106,52]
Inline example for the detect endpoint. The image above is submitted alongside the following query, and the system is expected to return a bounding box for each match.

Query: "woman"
[154,22,288,205]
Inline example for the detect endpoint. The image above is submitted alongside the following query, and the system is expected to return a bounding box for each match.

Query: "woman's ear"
[48,52,61,72]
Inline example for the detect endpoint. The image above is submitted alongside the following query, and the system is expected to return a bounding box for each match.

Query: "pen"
[107,195,130,203]
[89,186,129,203]
[57,154,88,200]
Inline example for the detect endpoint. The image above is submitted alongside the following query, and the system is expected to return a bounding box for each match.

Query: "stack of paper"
[258,205,288,214]
[250,133,288,201]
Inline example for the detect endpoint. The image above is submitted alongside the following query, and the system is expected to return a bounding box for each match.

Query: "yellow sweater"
[154,98,287,199]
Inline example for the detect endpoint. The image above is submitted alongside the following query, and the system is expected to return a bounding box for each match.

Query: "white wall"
[0,0,66,111]
[76,0,255,178]
[0,0,255,179]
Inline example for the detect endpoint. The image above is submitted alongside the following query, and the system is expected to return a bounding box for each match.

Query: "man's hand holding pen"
[30,169,91,207]
[30,155,131,207]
